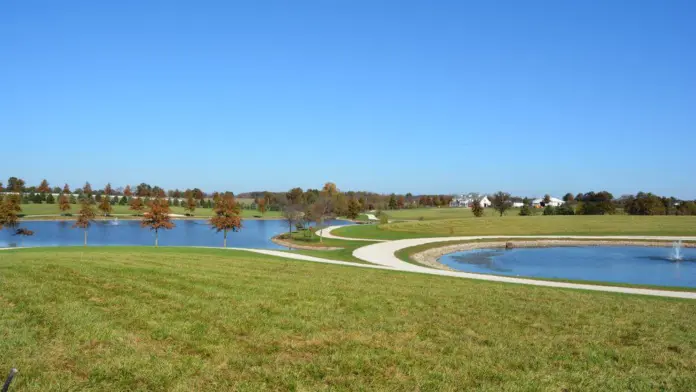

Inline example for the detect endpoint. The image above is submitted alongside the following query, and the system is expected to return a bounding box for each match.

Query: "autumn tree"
[129,197,144,215]
[37,179,50,194]
[73,199,96,246]
[58,194,72,215]
[282,204,303,237]
[491,191,512,217]
[209,195,243,247]
[62,184,71,194]
[83,182,93,197]
[322,182,338,197]
[98,193,112,216]
[7,177,25,193]
[141,197,175,247]
[312,192,335,242]
[184,193,197,216]
[124,185,133,197]
[104,183,113,196]
[286,187,304,205]
[257,198,267,215]
[0,195,21,232]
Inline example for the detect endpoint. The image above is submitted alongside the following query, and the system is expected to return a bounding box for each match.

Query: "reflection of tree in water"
[450,250,513,272]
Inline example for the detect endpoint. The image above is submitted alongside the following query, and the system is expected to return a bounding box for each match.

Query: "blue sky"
[2,1,695,198]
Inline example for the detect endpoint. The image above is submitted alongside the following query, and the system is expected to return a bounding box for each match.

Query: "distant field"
[333,215,696,240]
[15,203,280,219]
[381,207,503,220]
[1,247,695,391]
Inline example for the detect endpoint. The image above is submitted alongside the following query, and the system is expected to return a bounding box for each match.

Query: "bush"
[542,205,555,215]
[555,204,575,215]
[45,194,55,204]
[379,213,389,225]
[519,205,533,216]
[471,201,484,217]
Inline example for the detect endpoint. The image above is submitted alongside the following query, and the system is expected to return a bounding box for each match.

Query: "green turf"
[332,215,696,240]
[277,229,376,264]
[15,203,281,219]
[1,247,696,391]
[380,207,503,220]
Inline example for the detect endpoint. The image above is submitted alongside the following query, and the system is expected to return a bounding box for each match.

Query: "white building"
[449,195,491,208]
[532,197,564,207]
[512,202,524,208]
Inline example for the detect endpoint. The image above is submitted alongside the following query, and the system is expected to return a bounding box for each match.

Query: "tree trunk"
[84,230,87,247]
[155,230,158,247]
[224,230,227,248]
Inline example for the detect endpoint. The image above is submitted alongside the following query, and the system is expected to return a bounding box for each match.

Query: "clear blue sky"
[2,1,695,198]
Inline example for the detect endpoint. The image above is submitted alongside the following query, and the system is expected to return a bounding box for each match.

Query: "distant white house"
[532,197,564,208]
[449,195,491,208]
[512,202,524,208]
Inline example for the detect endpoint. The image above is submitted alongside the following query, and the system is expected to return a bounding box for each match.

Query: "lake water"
[439,246,696,288]
[0,219,352,249]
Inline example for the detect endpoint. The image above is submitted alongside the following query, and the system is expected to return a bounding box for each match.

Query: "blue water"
[439,246,696,288]
[0,219,352,249]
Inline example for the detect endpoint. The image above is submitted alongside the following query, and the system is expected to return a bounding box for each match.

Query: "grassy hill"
[1,247,695,391]
[333,215,696,240]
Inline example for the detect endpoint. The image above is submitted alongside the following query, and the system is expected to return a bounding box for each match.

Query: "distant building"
[512,202,524,208]
[449,194,491,208]
[532,197,564,208]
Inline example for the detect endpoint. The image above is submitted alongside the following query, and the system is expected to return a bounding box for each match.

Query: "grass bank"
[333,215,696,240]
[277,229,376,264]
[1,247,695,391]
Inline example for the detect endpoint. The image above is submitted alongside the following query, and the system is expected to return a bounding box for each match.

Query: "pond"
[0,219,352,249]
[438,246,696,288]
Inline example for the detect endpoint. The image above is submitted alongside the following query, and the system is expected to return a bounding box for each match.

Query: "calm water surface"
[439,246,696,288]
[0,219,352,249]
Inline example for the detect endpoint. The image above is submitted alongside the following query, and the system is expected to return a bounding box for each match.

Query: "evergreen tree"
[471,198,485,217]
[69,195,77,204]
[119,196,128,205]
[45,193,55,204]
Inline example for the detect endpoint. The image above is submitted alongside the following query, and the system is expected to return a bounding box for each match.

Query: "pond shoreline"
[413,239,696,271]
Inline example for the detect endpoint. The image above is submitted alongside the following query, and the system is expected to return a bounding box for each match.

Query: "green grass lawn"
[15,203,281,219]
[1,247,696,391]
[381,207,503,220]
[277,229,376,264]
[333,215,696,240]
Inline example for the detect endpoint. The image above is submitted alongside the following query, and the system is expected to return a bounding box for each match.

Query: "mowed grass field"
[333,215,696,240]
[1,247,696,391]
[382,207,504,220]
[15,203,281,219]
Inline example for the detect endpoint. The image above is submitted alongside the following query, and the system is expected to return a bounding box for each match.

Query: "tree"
[98,194,112,216]
[83,182,93,197]
[0,182,3,192]
[322,182,338,197]
[136,183,152,197]
[7,177,25,193]
[183,193,197,216]
[141,198,175,247]
[129,197,144,215]
[45,193,55,204]
[346,198,361,219]
[69,195,77,204]
[543,194,551,206]
[519,198,532,216]
[37,179,50,194]
[124,185,133,197]
[257,198,267,215]
[471,198,485,217]
[0,195,21,232]
[286,187,304,205]
[282,204,303,237]
[62,184,71,194]
[58,194,71,214]
[312,192,335,242]
[562,193,575,203]
[490,191,512,217]
[104,183,113,196]
[119,196,128,206]
[73,199,96,246]
[388,194,397,210]
[209,195,243,247]
[543,205,556,215]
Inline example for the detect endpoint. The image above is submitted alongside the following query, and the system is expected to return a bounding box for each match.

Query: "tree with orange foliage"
[104,183,113,196]
[183,193,197,216]
[322,182,338,197]
[257,198,267,215]
[124,185,132,197]
[98,193,112,216]
[209,195,242,247]
[58,194,72,215]
[62,183,71,194]
[37,179,50,194]
[129,197,144,215]
[83,182,93,197]
[0,196,21,232]
[141,198,175,247]
[73,199,96,246]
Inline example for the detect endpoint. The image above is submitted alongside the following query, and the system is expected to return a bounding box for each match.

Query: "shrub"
[555,204,575,215]
[45,194,55,204]
[471,200,484,217]
[519,205,533,216]
[543,205,555,215]
[379,213,389,225]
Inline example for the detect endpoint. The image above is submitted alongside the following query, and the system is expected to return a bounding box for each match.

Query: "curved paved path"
[319,226,696,299]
